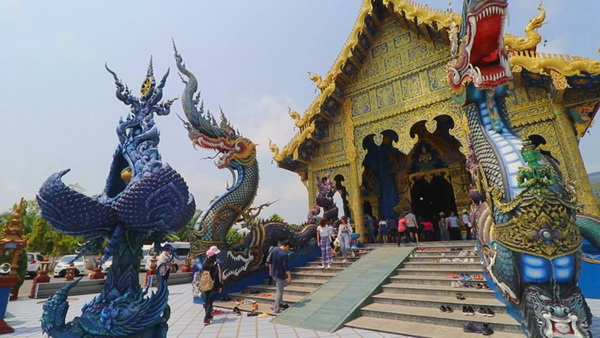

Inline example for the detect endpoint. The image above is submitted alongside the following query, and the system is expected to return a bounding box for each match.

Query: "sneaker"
[445,306,453,313]
[342,259,347,263]
[477,307,487,316]
[485,308,495,317]
[456,293,466,300]
[317,264,325,268]
[327,264,331,269]
[467,306,475,316]
[463,322,482,333]
[440,305,447,312]
[280,303,290,309]
[482,323,495,335]
[204,319,211,326]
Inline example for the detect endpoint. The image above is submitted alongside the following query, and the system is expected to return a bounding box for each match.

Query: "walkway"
[273,247,412,332]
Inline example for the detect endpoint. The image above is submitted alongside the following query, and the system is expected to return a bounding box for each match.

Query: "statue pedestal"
[0,277,18,334]
[29,261,50,299]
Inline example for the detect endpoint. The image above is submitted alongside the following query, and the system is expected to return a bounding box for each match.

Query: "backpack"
[199,270,214,291]
[398,218,407,233]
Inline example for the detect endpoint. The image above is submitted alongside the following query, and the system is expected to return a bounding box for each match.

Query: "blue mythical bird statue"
[37,59,196,337]
[448,1,600,337]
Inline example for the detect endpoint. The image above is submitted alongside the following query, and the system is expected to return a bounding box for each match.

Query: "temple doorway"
[409,171,457,221]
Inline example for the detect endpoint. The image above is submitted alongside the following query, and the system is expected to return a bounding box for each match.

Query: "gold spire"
[505,2,546,52]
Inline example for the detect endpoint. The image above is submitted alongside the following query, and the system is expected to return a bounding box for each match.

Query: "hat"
[206,246,220,257]
[462,209,468,213]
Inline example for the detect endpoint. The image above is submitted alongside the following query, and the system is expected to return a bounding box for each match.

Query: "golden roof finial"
[504,1,546,52]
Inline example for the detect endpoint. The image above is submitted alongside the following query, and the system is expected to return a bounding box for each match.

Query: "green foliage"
[592,181,600,201]
[226,228,245,246]
[267,213,284,223]
[16,251,27,289]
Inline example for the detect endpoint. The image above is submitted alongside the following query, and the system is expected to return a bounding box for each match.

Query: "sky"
[1,0,599,223]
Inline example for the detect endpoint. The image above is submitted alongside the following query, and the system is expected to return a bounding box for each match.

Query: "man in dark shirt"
[267,239,292,313]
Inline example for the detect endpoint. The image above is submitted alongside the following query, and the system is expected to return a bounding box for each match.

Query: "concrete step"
[246,284,315,297]
[284,278,326,288]
[345,316,522,338]
[371,292,507,313]
[359,303,521,333]
[381,283,496,299]
[402,261,482,269]
[408,251,477,258]
[407,254,479,262]
[306,261,353,268]
[295,266,345,273]
[291,271,337,280]
[389,274,487,286]
[397,267,484,276]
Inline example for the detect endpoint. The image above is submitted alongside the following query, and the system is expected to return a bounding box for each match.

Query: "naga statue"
[448,1,599,337]
[37,60,196,337]
[173,45,317,283]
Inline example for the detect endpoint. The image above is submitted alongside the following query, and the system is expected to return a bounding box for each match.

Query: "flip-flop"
[258,312,270,318]
[260,293,272,297]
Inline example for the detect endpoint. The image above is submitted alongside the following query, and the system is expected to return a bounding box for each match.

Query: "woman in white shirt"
[316,219,333,268]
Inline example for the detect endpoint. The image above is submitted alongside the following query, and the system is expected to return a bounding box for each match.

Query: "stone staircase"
[345,243,524,337]
[215,249,369,315]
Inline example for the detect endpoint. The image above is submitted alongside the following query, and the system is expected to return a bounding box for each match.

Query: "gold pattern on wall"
[354,99,469,181]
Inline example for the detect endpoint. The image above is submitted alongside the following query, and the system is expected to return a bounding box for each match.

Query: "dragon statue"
[173,45,317,283]
[449,1,600,337]
[37,59,196,337]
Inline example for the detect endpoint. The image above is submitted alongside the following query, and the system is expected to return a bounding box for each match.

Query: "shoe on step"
[440,305,447,312]
[482,323,494,335]
[463,322,483,333]
[317,264,325,268]
[485,308,495,317]
[327,264,331,269]
[477,307,487,316]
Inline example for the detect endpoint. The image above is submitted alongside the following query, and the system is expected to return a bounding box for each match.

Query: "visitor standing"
[397,214,408,246]
[202,246,223,325]
[365,214,376,243]
[267,240,292,313]
[338,216,353,262]
[439,212,450,241]
[378,218,388,243]
[461,209,472,240]
[405,211,419,242]
[422,219,434,241]
[447,211,461,240]
[316,219,334,268]
[156,249,172,281]
[388,217,398,244]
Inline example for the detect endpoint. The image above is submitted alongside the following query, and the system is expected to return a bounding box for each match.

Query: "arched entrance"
[409,171,457,221]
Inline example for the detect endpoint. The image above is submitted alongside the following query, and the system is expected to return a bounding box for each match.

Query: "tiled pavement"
[273,247,412,332]
[5,283,600,337]
[6,283,404,337]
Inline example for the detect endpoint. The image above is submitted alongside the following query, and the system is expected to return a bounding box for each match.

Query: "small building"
[271,0,600,237]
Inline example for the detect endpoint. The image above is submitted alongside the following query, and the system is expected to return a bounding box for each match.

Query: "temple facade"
[271,0,600,238]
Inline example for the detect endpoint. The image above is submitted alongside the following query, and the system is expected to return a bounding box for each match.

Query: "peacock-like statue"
[37,59,196,337]
[173,45,318,283]
[448,1,600,337]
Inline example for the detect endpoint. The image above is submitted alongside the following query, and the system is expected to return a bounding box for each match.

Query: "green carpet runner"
[272,246,412,332]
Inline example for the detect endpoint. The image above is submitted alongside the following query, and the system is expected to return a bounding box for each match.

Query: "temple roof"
[270,0,600,169]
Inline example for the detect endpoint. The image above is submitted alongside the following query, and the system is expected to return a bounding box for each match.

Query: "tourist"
[365,214,376,243]
[388,217,398,244]
[461,209,472,240]
[422,219,434,241]
[316,219,334,268]
[202,246,223,325]
[447,211,461,240]
[439,212,450,241]
[156,249,172,280]
[378,218,388,243]
[267,240,292,313]
[397,214,408,246]
[338,216,353,262]
[405,210,419,242]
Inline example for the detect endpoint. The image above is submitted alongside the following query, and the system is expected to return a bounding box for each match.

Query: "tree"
[267,213,285,223]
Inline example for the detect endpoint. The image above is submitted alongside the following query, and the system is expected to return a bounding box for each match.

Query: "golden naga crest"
[492,187,581,259]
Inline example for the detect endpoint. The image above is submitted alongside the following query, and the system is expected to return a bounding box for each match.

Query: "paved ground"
[6,283,600,337]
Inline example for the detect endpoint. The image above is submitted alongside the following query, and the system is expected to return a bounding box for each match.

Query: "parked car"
[101,256,113,273]
[53,255,86,277]
[139,245,153,272]
[142,242,190,271]
[27,252,45,278]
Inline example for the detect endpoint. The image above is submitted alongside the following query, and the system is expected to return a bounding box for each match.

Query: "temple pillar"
[448,162,471,212]
[343,98,365,241]
[554,108,600,216]
[307,168,316,212]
